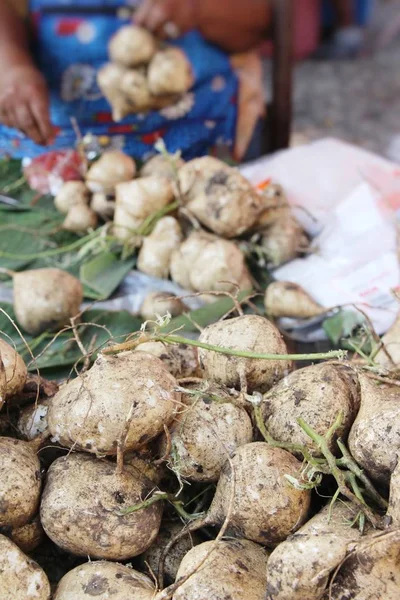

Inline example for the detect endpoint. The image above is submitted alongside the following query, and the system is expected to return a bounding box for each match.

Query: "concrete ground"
[286,1,400,161]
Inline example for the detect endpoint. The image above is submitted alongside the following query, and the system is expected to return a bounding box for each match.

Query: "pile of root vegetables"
[53,148,311,307]
[97,25,194,120]
[1,304,400,600]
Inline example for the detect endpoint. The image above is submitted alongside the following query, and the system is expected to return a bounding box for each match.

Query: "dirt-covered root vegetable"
[137,216,183,278]
[10,515,45,554]
[189,238,253,297]
[209,443,310,545]
[140,291,188,321]
[0,339,27,403]
[0,535,51,600]
[54,561,156,600]
[13,268,83,335]
[388,458,400,527]
[120,69,152,111]
[40,452,163,559]
[54,181,89,214]
[47,351,179,455]
[170,231,252,297]
[348,373,400,485]
[375,313,400,368]
[170,231,214,290]
[329,529,400,600]
[18,398,50,440]
[173,538,268,600]
[198,315,291,393]
[109,25,157,67]
[62,203,98,232]
[140,521,201,584]
[0,437,41,528]
[86,150,136,194]
[262,362,360,454]
[136,341,200,379]
[97,62,132,121]
[260,211,309,267]
[256,183,289,229]
[148,48,193,96]
[91,192,116,219]
[162,387,253,482]
[178,156,264,238]
[114,176,174,241]
[265,281,325,319]
[123,451,164,485]
[265,502,367,600]
[140,153,185,180]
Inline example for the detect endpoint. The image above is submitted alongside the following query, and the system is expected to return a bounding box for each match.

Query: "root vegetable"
[375,313,400,368]
[388,459,400,527]
[54,561,156,600]
[18,398,50,440]
[114,176,174,242]
[207,442,310,545]
[136,341,199,378]
[173,538,268,600]
[265,281,325,319]
[348,374,400,485]
[141,154,184,180]
[262,363,360,455]
[91,192,116,218]
[40,452,163,560]
[120,69,152,110]
[198,315,291,393]
[140,521,202,584]
[329,529,400,600]
[109,25,157,67]
[170,232,252,297]
[0,437,41,528]
[10,515,45,553]
[162,386,253,482]
[148,48,193,96]
[178,157,263,238]
[137,216,183,278]
[260,211,308,267]
[0,339,27,403]
[140,291,187,321]
[124,452,163,485]
[62,203,98,232]
[97,62,132,122]
[256,183,289,229]
[265,501,367,600]
[54,181,89,214]
[0,535,51,600]
[47,351,179,455]
[86,150,136,194]
[13,268,83,335]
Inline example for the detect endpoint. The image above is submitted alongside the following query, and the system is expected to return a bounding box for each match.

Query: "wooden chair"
[262,0,294,154]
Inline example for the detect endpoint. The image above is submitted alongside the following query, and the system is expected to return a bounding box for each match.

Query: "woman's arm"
[0,0,54,145]
[136,0,271,53]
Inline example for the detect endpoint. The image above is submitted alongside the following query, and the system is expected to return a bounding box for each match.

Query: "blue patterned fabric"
[0,0,238,159]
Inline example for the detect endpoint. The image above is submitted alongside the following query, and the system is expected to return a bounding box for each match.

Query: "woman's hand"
[0,65,55,145]
[135,0,200,38]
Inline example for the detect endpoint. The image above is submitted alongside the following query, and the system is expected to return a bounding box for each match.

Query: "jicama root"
[0,339,27,404]
[54,181,89,214]
[137,217,183,279]
[0,535,50,600]
[178,157,264,238]
[86,150,136,194]
[114,176,174,242]
[260,210,309,267]
[148,48,194,96]
[109,25,157,68]
[140,291,187,321]
[265,281,325,319]
[13,268,83,335]
[62,203,98,232]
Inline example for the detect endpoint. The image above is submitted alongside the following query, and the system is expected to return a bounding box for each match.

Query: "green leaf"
[80,252,136,300]
[323,310,365,345]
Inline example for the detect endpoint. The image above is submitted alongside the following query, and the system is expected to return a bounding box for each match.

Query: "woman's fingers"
[13,102,44,145]
[30,92,55,145]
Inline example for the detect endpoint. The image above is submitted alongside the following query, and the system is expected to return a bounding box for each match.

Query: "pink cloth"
[262,0,320,60]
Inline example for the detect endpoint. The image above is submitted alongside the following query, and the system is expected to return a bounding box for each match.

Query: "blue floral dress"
[0,0,238,160]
